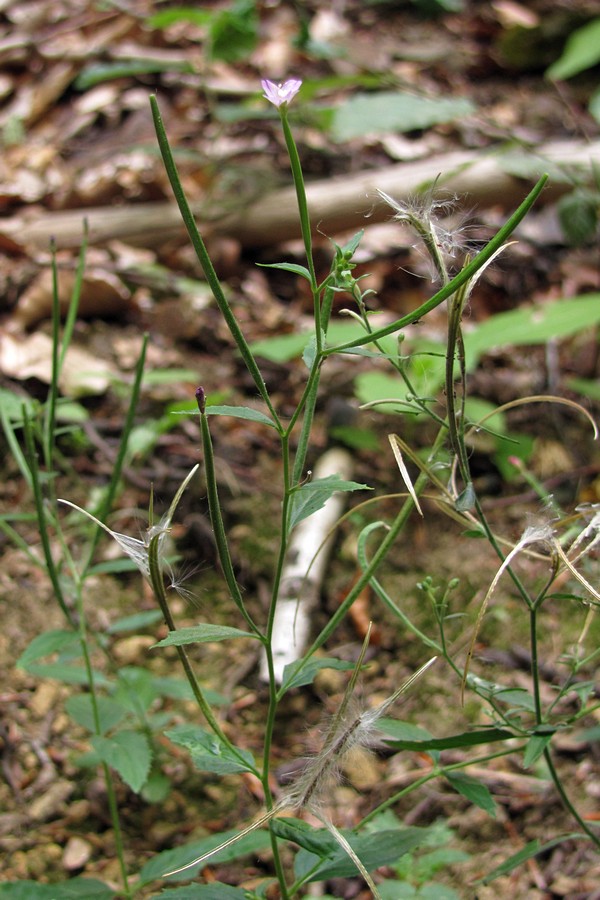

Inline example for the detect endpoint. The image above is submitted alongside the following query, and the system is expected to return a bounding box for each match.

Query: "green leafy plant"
[3,73,599,900]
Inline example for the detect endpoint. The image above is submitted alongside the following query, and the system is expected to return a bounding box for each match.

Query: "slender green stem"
[359,745,524,828]
[150,95,281,428]
[43,241,61,475]
[529,606,544,724]
[279,108,317,296]
[147,535,260,776]
[23,410,75,626]
[198,407,262,636]
[83,333,148,572]
[279,428,447,697]
[445,281,472,487]
[78,602,131,896]
[543,747,600,849]
[290,358,323,486]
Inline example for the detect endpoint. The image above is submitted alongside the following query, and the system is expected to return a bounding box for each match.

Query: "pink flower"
[261,78,302,108]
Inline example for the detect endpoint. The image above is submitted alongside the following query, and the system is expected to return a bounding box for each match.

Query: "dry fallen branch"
[4,139,599,252]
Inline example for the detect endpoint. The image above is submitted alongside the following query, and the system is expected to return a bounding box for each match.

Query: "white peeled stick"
[259,447,354,684]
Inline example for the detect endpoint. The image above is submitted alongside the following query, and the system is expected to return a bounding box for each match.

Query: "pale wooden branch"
[259,447,354,685]
[3,139,599,252]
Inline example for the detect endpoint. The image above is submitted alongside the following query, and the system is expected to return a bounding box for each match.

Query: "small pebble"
[63,835,93,871]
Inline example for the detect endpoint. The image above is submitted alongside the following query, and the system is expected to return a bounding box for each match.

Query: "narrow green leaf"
[281,657,355,691]
[478,833,586,884]
[463,295,600,363]
[289,475,371,530]
[378,722,514,751]
[446,772,496,817]
[0,879,113,899]
[493,688,536,711]
[198,405,276,428]
[302,333,319,369]
[91,730,152,793]
[65,695,128,736]
[258,261,313,280]
[523,732,554,768]
[75,59,192,90]
[272,817,337,857]
[16,630,78,669]
[139,829,271,885]
[165,724,255,774]
[107,610,164,633]
[568,377,600,401]
[25,662,112,687]
[295,826,428,883]
[153,624,256,648]
[149,8,213,28]
[332,91,475,141]
[159,885,248,898]
[546,18,600,80]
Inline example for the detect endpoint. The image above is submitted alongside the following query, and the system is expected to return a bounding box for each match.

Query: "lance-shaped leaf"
[289,474,371,530]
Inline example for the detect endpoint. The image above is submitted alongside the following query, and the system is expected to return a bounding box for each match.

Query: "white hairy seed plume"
[162,654,436,880]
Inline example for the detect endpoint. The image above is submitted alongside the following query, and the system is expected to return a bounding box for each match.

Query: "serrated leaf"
[16,630,79,669]
[258,261,312,280]
[115,666,159,716]
[139,829,271,885]
[331,91,475,141]
[91,730,152,792]
[0,879,113,899]
[66,694,128,735]
[281,657,355,691]
[294,826,428,883]
[446,772,496,817]
[289,475,371,530]
[546,17,600,80]
[165,724,255,774]
[153,624,256,648]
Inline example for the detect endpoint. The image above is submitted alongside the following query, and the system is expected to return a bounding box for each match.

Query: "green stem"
[279,428,446,697]
[359,745,523,828]
[543,747,600,849]
[43,241,60,475]
[290,358,323,486]
[22,410,75,627]
[147,535,260,776]
[198,405,262,636]
[279,107,317,296]
[69,569,132,897]
[84,334,148,570]
[150,95,281,428]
